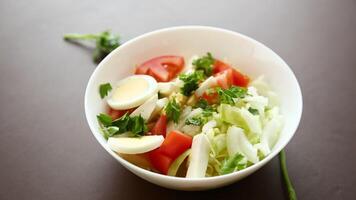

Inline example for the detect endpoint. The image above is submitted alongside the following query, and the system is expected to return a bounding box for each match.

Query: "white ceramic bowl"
[84,26,302,191]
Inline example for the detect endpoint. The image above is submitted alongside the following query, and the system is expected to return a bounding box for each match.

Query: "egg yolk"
[111,78,149,102]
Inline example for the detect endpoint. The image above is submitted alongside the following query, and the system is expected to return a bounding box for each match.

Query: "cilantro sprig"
[97,113,147,139]
[99,83,112,99]
[248,107,259,115]
[217,86,247,105]
[165,98,181,123]
[185,117,203,126]
[192,52,215,76]
[194,99,215,117]
[64,30,120,63]
[179,71,205,96]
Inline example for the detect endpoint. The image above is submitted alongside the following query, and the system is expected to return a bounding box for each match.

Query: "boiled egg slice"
[107,75,158,110]
[108,135,164,154]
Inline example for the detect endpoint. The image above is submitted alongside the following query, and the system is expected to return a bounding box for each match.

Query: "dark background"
[1,0,355,199]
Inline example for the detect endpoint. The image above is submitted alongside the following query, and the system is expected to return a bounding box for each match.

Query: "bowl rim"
[84,25,303,183]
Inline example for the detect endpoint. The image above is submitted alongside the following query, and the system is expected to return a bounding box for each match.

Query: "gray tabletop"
[1,0,356,199]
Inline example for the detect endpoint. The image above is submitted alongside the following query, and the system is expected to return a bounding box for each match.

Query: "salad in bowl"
[96,52,283,178]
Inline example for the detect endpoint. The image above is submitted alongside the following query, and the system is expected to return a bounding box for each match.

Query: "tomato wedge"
[151,115,167,137]
[147,148,173,175]
[231,69,250,87]
[135,56,184,82]
[108,108,135,120]
[202,90,219,104]
[148,64,170,82]
[159,130,192,160]
[215,71,232,89]
[213,60,231,74]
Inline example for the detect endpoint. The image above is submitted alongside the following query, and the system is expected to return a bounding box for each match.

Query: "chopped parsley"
[248,107,259,115]
[194,99,215,117]
[97,113,113,126]
[185,117,203,126]
[179,71,204,96]
[192,52,214,76]
[165,98,181,123]
[128,115,148,136]
[194,99,209,109]
[97,113,147,139]
[99,83,112,99]
[217,86,247,105]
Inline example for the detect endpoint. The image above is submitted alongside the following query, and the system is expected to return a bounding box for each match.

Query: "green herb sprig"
[192,52,214,76]
[97,113,147,139]
[217,86,247,105]
[165,99,181,123]
[179,71,205,96]
[99,83,112,99]
[64,30,120,63]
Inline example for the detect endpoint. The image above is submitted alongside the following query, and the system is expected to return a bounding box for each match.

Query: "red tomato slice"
[231,69,250,87]
[158,56,184,75]
[135,56,184,82]
[215,71,230,89]
[159,130,192,160]
[147,148,173,175]
[151,115,167,137]
[148,65,170,82]
[213,60,231,74]
[108,108,135,120]
[135,64,150,75]
[202,91,219,104]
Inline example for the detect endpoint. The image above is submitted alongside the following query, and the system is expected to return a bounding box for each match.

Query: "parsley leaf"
[185,117,203,126]
[97,113,147,138]
[220,153,245,175]
[99,83,112,99]
[128,115,148,136]
[192,52,214,76]
[217,86,247,105]
[194,99,209,109]
[112,113,131,133]
[64,30,120,63]
[97,113,112,126]
[179,71,204,96]
[248,107,259,115]
[194,99,215,117]
[165,99,181,123]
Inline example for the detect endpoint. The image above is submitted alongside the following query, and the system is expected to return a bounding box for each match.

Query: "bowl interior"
[84,26,302,190]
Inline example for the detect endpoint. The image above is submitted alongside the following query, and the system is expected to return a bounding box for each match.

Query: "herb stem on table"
[279,150,297,200]
[63,30,120,63]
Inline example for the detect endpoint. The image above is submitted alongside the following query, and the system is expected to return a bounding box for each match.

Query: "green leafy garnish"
[111,113,131,133]
[179,71,204,96]
[97,113,147,138]
[248,107,259,115]
[217,86,247,105]
[279,150,297,200]
[194,99,215,117]
[220,153,245,175]
[185,117,203,126]
[165,99,181,123]
[192,52,214,76]
[64,30,120,63]
[129,115,148,136]
[99,83,112,99]
[97,113,113,126]
[194,99,209,109]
